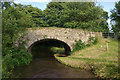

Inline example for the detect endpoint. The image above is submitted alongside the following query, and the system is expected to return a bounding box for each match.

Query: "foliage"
[44,2,109,32]
[73,37,98,52]
[87,37,98,46]
[18,4,48,27]
[73,40,86,52]
[2,2,34,78]
[1,2,11,9]
[2,49,32,78]
[110,1,120,35]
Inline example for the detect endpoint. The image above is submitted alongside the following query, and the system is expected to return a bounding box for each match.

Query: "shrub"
[87,37,98,46]
[2,47,32,78]
[73,40,86,52]
[93,37,98,44]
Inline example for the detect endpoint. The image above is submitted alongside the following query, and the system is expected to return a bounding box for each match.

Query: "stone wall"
[23,27,100,51]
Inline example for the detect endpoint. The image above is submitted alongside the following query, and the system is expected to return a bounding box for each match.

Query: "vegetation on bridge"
[72,37,98,53]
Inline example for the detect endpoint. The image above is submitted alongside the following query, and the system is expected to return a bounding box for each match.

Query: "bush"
[93,37,98,44]
[2,48,32,78]
[87,37,98,46]
[73,40,86,52]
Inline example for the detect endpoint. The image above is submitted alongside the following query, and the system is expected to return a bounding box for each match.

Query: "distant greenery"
[51,47,65,55]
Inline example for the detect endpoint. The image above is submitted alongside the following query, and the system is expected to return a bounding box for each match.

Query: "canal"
[14,57,94,78]
[13,40,94,78]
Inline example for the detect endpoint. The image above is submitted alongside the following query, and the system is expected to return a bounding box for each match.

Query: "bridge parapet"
[23,27,100,52]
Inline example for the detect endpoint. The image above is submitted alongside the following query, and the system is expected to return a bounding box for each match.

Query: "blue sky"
[97,2,115,16]
[15,2,50,11]
[14,1,119,30]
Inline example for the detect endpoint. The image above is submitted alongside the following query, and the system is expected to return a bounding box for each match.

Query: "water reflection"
[14,57,94,78]
[14,44,94,78]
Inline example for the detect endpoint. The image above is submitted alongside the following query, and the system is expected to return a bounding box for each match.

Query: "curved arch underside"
[28,39,71,56]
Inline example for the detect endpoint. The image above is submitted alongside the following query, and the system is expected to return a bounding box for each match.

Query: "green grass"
[55,38,120,79]
[51,47,65,54]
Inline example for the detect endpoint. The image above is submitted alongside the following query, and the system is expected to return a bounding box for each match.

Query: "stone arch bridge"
[20,27,101,55]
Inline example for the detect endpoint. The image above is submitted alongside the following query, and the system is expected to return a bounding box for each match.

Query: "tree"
[43,2,109,32]
[43,2,63,27]
[99,11,109,32]
[21,5,47,27]
[1,2,11,9]
[110,1,120,35]
[2,3,33,78]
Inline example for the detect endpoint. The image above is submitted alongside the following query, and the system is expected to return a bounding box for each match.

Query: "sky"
[14,0,120,30]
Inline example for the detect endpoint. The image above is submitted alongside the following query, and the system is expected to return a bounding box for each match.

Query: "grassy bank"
[55,38,120,79]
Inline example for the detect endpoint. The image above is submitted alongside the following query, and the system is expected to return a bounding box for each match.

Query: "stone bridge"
[21,27,101,55]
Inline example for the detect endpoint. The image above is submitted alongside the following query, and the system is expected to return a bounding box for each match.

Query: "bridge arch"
[27,38,71,56]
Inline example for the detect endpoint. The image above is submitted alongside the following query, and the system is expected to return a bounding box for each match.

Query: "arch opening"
[27,39,71,58]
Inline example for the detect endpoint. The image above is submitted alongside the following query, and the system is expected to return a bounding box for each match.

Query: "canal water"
[14,57,94,78]
[14,44,94,78]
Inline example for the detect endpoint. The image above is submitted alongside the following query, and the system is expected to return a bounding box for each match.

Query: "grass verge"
[55,38,120,79]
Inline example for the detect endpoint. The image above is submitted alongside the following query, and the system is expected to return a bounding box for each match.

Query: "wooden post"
[105,40,109,51]
[106,43,108,51]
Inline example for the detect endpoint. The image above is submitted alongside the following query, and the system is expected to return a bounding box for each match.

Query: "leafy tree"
[99,11,109,32]
[43,2,63,27]
[44,2,109,32]
[2,3,34,78]
[110,1,120,35]
[1,2,11,9]
[21,4,47,27]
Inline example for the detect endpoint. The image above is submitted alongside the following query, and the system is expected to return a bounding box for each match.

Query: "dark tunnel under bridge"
[27,39,71,58]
